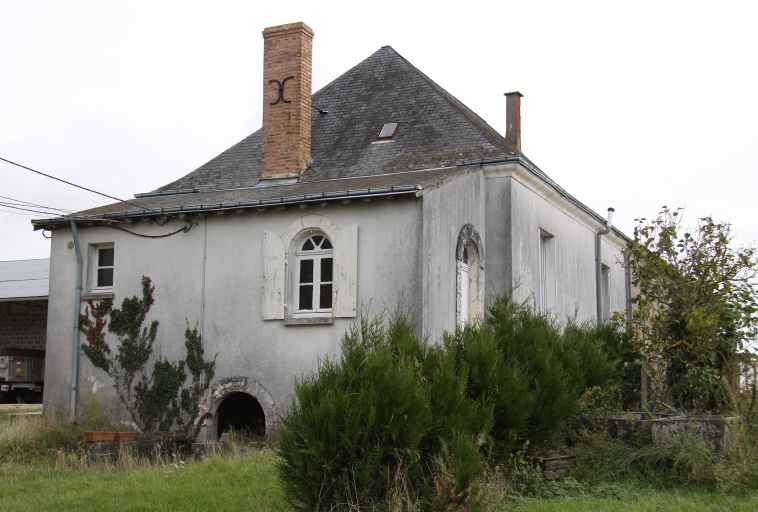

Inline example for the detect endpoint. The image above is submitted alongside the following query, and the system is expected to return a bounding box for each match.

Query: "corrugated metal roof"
[0,259,50,300]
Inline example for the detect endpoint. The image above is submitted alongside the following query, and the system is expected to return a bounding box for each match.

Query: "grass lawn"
[1,450,290,512]
[2,449,758,511]
[504,493,758,512]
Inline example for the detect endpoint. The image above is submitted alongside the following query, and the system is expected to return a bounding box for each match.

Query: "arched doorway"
[456,224,484,326]
[216,392,266,439]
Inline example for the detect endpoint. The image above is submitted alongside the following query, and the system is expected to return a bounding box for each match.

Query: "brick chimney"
[504,91,523,154]
[261,22,314,180]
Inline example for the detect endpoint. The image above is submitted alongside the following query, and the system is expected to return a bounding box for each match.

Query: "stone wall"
[0,300,47,351]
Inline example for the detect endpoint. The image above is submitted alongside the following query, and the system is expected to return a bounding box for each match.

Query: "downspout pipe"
[595,208,614,324]
[69,220,83,419]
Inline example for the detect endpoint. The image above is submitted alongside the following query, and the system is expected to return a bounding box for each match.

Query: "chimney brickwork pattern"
[261,22,314,179]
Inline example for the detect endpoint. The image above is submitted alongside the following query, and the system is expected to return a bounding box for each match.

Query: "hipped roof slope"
[154,45,510,194]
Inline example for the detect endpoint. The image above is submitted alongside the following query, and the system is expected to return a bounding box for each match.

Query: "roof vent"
[378,122,398,139]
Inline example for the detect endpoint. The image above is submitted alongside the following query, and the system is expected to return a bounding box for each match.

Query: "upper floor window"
[90,243,115,291]
[295,233,333,314]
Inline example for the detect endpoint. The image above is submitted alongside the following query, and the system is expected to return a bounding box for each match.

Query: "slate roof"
[0,259,50,300]
[31,45,627,240]
[50,167,468,221]
[155,46,509,194]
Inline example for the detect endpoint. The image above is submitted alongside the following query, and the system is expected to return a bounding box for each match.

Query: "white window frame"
[293,233,334,317]
[90,243,115,292]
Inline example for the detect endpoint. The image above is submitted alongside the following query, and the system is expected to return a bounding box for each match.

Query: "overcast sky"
[1,1,756,261]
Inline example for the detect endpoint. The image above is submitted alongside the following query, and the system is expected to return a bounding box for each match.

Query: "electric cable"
[107,222,194,238]
[0,156,154,212]
[0,194,74,213]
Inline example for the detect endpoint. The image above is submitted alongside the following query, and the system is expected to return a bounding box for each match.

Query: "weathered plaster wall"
[484,176,512,301]
[43,196,422,427]
[508,173,627,324]
[421,169,486,341]
[42,165,629,429]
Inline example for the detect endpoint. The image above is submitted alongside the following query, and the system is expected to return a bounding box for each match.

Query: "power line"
[0,194,74,213]
[0,207,38,217]
[0,202,65,217]
[0,202,122,225]
[0,155,154,213]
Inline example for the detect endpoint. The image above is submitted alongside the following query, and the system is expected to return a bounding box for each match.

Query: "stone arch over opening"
[456,224,485,326]
[197,376,279,442]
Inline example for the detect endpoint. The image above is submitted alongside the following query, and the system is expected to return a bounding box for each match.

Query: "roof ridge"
[379,46,505,148]
[311,46,390,103]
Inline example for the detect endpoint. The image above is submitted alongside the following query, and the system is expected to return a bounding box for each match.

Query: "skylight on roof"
[378,122,398,139]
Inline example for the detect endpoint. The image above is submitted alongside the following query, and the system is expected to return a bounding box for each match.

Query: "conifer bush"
[79,276,216,435]
[445,296,622,453]
[278,297,621,511]
[278,314,489,511]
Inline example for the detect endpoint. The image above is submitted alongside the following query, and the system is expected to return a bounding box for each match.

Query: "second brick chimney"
[261,22,314,180]
[504,91,523,154]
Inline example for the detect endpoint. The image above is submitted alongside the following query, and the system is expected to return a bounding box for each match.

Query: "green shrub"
[278,314,489,511]
[446,297,621,454]
[279,298,623,510]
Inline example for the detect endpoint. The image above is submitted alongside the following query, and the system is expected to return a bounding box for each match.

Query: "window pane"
[312,235,323,247]
[321,238,332,249]
[98,247,114,267]
[302,238,315,251]
[299,259,314,283]
[321,258,333,282]
[97,268,114,287]
[320,284,332,309]
[299,285,313,310]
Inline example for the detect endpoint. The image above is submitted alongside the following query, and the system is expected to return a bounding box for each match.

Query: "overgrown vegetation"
[4,444,757,512]
[626,207,758,411]
[444,297,628,456]
[278,314,489,511]
[79,276,216,434]
[278,297,627,511]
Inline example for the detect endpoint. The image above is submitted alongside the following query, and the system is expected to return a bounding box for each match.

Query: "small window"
[295,233,333,314]
[377,122,398,139]
[95,245,115,289]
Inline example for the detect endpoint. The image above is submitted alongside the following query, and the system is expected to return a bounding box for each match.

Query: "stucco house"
[33,22,629,439]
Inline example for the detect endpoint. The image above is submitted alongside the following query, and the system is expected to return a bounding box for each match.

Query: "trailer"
[0,348,44,403]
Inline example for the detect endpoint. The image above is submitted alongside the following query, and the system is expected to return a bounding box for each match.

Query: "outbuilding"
[0,258,48,403]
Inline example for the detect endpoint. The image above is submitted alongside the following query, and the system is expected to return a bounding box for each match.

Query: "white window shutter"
[334,223,358,318]
[262,230,285,320]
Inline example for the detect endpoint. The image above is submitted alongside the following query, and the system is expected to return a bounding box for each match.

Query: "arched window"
[456,225,484,326]
[295,233,333,313]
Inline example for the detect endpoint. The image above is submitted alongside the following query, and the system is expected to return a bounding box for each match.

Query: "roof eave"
[30,185,421,231]
[460,154,632,243]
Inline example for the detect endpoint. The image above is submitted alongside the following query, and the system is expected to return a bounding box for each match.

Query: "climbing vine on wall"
[79,276,216,434]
